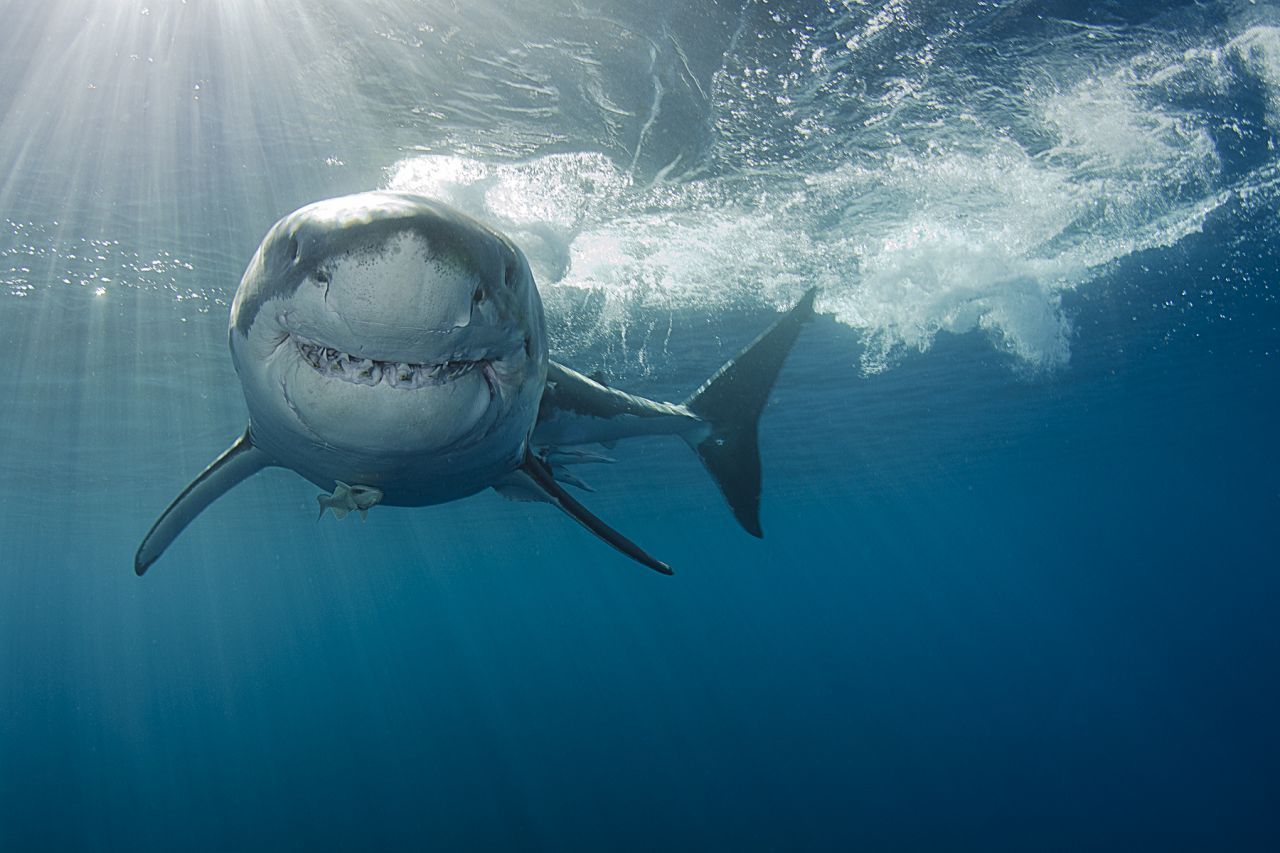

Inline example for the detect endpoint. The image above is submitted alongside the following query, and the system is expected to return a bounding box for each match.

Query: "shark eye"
[505,264,519,290]
[314,270,331,285]
[287,236,300,263]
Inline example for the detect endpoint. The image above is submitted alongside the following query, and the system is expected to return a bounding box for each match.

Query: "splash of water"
[386,19,1277,374]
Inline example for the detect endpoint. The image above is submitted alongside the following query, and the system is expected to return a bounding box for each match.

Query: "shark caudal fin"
[683,288,817,537]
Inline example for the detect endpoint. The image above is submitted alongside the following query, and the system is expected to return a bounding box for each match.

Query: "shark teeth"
[293,336,485,390]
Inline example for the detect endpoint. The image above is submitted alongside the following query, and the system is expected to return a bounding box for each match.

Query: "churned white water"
[369,21,1280,375]
[3,4,1279,384]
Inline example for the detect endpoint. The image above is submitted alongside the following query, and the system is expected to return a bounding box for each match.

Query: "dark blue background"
[2,1,1279,850]
[3,195,1278,852]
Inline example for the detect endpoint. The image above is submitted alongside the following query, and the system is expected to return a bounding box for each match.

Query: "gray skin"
[136,192,815,576]
[230,192,547,503]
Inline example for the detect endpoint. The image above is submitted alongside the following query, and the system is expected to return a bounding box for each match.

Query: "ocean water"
[2,0,1279,849]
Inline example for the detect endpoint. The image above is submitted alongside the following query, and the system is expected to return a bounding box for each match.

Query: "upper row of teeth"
[295,339,479,388]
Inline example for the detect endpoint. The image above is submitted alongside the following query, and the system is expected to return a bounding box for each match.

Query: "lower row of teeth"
[296,341,478,388]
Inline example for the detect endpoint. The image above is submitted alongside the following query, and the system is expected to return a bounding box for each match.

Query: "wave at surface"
[2,2,1278,379]
[387,18,1280,375]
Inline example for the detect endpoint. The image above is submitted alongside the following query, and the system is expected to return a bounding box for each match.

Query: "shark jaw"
[253,321,509,464]
[291,333,501,397]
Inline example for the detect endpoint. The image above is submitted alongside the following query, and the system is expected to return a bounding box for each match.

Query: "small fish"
[316,481,384,521]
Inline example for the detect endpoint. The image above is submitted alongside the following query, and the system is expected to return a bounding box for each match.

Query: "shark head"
[229,192,547,500]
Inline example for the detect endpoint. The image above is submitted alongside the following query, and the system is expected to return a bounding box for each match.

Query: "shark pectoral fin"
[519,450,672,575]
[135,428,273,576]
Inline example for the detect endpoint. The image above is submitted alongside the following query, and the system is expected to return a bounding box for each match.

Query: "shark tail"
[682,288,817,537]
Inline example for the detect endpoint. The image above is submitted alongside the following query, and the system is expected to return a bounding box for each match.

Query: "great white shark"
[136,192,816,576]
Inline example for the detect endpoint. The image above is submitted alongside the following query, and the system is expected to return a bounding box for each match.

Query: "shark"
[135,192,816,576]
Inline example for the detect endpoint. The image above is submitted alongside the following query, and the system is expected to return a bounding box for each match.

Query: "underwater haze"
[3,0,1280,850]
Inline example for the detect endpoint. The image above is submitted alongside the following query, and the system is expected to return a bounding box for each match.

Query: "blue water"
[3,0,1280,850]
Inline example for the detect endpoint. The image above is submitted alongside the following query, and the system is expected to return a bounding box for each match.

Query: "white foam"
[386,152,630,233]
[833,221,1077,373]
[1229,25,1280,128]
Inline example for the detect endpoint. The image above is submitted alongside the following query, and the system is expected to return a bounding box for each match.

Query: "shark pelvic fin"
[517,449,673,575]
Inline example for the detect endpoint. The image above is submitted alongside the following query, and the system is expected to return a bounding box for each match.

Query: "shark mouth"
[293,335,498,394]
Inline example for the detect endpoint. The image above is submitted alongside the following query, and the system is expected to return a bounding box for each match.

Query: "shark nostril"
[473,286,486,304]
